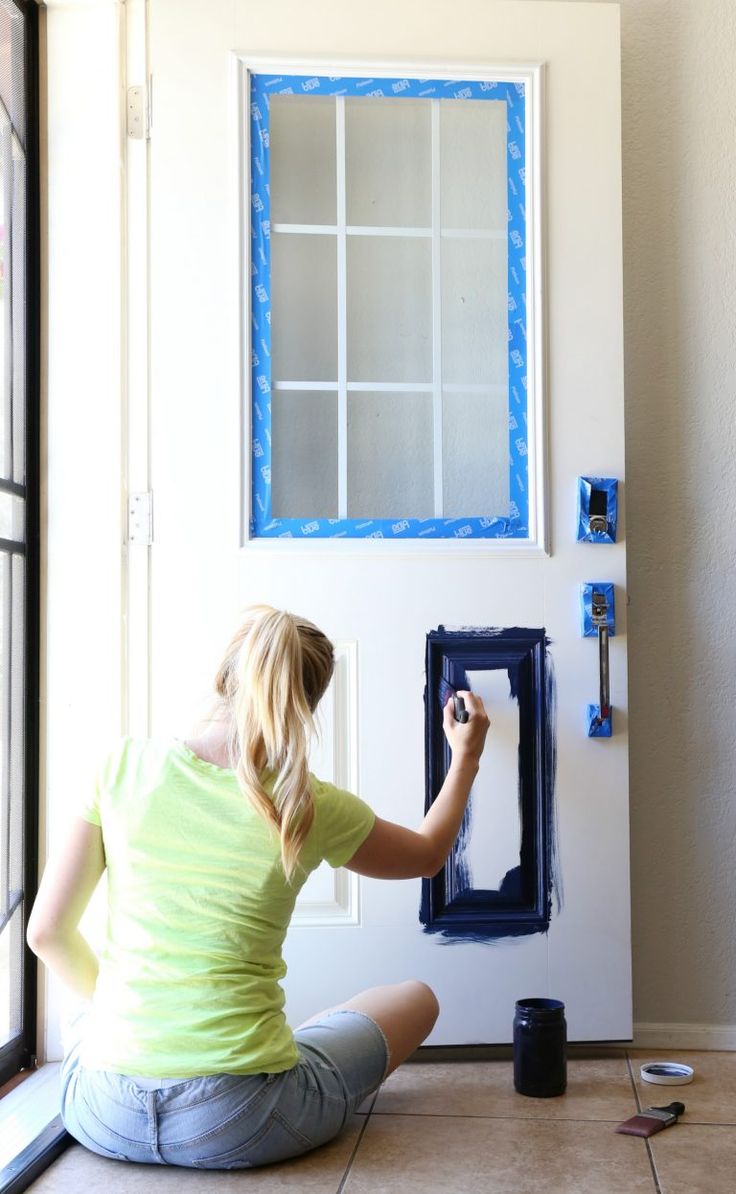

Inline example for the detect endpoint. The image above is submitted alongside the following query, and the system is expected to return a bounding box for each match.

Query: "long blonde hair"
[211,605,334,881]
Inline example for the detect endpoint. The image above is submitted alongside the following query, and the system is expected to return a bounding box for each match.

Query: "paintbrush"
[438,677,470,723]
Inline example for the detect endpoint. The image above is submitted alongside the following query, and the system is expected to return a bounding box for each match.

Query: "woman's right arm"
[26,817,105,1000]
[344,691,490,880]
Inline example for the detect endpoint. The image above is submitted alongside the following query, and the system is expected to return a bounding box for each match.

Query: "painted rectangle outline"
[421,627,554,937]
[236,57,547,552]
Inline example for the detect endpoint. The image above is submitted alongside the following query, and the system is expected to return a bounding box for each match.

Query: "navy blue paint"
[420,627,560,942]
[437,676,457,711]
[513,998,567,1097]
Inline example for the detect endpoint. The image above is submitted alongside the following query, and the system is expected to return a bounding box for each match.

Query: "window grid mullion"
[271,381,508,394]
[336,97,348,520]
[431,100,443,519]
[271,224,506,240]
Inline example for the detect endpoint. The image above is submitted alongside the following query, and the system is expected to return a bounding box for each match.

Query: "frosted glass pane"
[11,141,25,485]
[347,392,433,518]
[346,98,431,227]
[347,237,432,382]
[0,906,24,1045]
[441,238,507,386]
[271,234,337,381]
[270,95,336,225]
[0,554,7,923]
[271,391,337,518]
[10,552,24,893]
[0,491,24,540]
[462,669,521,891]
[0,121,8,481]
[443,390,509,518]
[440,99,507,230]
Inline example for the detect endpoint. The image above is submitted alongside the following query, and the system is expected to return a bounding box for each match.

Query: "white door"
[134,0,630,1043]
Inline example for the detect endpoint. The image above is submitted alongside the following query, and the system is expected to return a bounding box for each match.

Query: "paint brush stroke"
[420,626,560,943]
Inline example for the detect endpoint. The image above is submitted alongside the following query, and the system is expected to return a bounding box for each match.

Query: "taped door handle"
[581,584,615,737]
[598,621,610,721]
[592,589,610,721]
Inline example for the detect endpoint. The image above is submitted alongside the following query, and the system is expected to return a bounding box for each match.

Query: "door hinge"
[127,80,151,140]
[128,492,153,545]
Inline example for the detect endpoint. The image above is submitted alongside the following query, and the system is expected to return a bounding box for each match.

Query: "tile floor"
[28,1050,735,1193]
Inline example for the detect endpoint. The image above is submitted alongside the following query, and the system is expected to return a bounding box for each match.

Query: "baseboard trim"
[412,1043,630,1062]
[633,1023,736,1051]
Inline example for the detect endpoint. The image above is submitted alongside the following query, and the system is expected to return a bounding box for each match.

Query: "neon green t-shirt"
[78,736,375,1078]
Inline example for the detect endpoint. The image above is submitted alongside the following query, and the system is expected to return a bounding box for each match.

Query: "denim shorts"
[59,1011,389,1170]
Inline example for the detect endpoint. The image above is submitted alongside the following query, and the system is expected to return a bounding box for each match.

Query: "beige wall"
[536,0,735,1033]
[621,0,736,1033]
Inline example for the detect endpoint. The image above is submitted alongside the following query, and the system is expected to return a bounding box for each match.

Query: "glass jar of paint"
[513,998,567,1097]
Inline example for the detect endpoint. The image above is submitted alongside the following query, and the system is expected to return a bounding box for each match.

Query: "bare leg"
[297,980,439,1077]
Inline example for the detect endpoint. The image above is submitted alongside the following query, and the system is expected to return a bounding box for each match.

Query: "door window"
[249,71,533,540]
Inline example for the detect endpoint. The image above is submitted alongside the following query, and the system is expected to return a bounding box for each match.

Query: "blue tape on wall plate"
[576,477,618,543]
[580,583,616,637]
[249,72,528,540]
[586,704,613,737]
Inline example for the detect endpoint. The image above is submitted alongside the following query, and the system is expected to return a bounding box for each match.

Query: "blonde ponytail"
[211,606,334,881]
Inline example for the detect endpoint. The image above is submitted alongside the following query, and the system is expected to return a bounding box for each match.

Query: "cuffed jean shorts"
[59,1011,389,1170]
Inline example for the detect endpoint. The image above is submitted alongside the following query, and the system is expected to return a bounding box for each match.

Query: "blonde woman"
[28,606,490,1169]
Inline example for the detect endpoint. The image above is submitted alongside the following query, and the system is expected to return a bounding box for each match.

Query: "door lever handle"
[597,621,610,721]
[581,584,615,737]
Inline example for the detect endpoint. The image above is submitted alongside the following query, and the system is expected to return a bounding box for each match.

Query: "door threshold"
[0,1065,70,1194]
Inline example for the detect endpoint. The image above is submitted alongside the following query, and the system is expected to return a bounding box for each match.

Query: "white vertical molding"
[44,0,125,1061]
[527,64,547,552]
[336,97,348,519]
[124,0,151,736]
[431,99,443,518]
[333,640,359,795]
[292,641,360,925]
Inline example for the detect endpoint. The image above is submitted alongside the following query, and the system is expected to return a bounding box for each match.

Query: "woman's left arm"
[26,817,106,1000]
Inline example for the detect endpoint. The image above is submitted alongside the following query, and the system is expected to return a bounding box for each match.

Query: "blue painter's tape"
[580,583,616,637]
[577,477,619,543]
[249,72,529,540]
[587,704,613,737]
[249,514,522,540]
